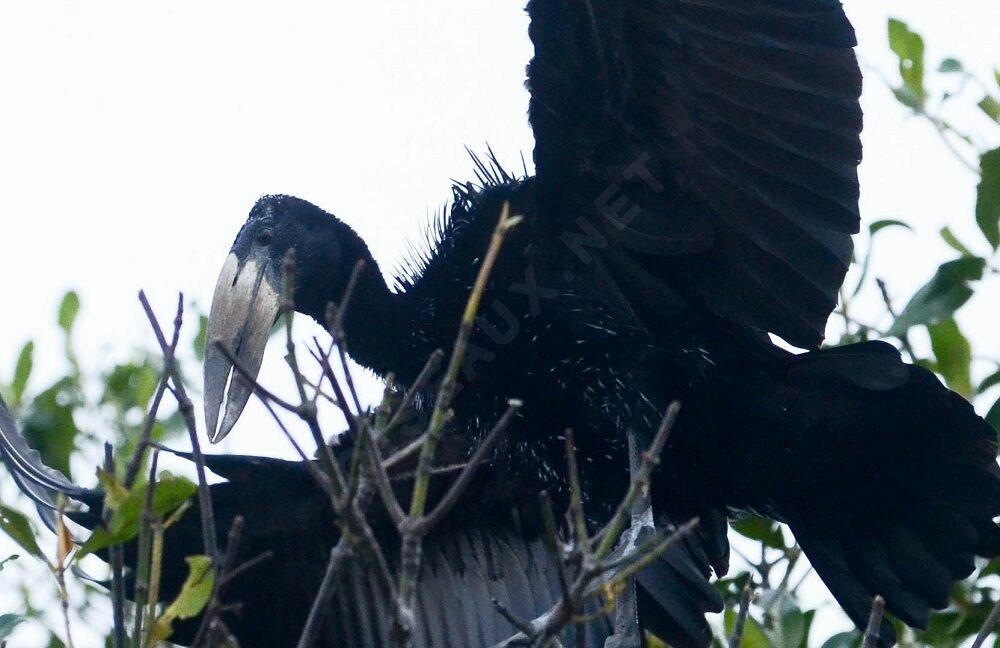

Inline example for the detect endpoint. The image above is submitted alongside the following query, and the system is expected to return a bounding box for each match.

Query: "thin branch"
[539,492,572,604]
[213,341,301,415]
[416,399,521,533]
[103,445,127,648]
[385,349,445,434]
[131,452,160,648]
[728,581,755,648]
[492,598,535,637]
[862,596,885,648]
[139,291,219,563]
[396,203,520,647]
[564,429,590,552]
[124,296,183,487]
[408,203,521,520]
[595,402,679,559]
[875,278,916,360]
[360,424,406,528]
[971,596,1000,648]
[296,541,354,648]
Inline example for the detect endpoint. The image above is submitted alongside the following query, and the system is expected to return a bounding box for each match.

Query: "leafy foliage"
[721,19,1000,648]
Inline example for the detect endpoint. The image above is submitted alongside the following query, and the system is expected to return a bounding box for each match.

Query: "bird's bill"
[203,252,281,444]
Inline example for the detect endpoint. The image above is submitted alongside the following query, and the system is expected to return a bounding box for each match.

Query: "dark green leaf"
[887,19,927,107]
[891,87,923,110]
[57,291,80,334]
[977,147,1000,249]
[938,58,964,73]
[724,608,771,648]
[778,607,807,648]
[986,396,1000,435]
[979,369,1000,394]
[151,555,215,642]
[0,614,25,640]
[928,319,973,397]
[21,377,82,478]
[732,516,785,549]
[102,361,160,413]
[887,257,986,336]
[0,505,44,559]
[77,472,196,558]
[980,96,1000,123]
[0,554,19,571]
[820,631,860,648]
[869,219,913,235]
[11,340,34,405]
[939,227,973,257]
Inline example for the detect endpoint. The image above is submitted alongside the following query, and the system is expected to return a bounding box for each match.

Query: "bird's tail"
[712,341,1000,645]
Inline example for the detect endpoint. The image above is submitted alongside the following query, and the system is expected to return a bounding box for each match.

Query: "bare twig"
[595,402,679,559]
[384,350,445,435]
[875,278,917,361]
[394,203,520,646]
[131,452,160,648]
[728,581,755,648]
[53,497,76,648]
[416,400,521,533]
[124,296,183,487]
[296,541,354,648]
[971,596,1000,648]
[862,596,885,648]
[139,291,219,563]
[103,445,128,648]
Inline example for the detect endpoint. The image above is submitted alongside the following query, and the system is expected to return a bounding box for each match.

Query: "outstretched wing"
[527,0,863,347]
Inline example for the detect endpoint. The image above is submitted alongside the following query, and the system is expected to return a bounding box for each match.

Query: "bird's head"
[203,194,375,443]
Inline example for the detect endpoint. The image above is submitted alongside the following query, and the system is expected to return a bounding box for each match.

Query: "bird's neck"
[334,270,424,380]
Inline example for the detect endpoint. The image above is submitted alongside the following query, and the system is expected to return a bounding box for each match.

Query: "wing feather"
[528,0,863,346]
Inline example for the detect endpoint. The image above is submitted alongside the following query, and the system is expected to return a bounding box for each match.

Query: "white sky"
[0,1,998,646]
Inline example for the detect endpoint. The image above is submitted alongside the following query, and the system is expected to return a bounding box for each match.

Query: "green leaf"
[194,314,209,362]
[986,396,1000,435]
[0,614,25,640]
[940,227,973,257]
[0,505,44,559]
[887,19,927,108]
[11,340,34,405]
[887,257,986,336]
[150,555,215,642]
[21,377,83,478]
[777,607,807,648]
[732,516,785,549]
[869,219,913,235]
[938,58,964,73]
[57,291,81,334]
[979,369,1000,394]
[0,554,19,571]
[976,147,1000,249]
[77,472,196,558]
[928,318,973,397]
[820,631,860,648]
[102,361,160,414]
[980,96,1000,123]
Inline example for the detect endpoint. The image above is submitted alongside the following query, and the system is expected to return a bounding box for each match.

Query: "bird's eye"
[255,229,274,246]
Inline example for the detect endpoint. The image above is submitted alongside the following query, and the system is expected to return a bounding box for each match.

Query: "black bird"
[3,1,998,647]
[201,0,1000,644]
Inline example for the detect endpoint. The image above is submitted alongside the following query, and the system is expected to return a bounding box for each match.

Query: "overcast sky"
[0,1,998,645]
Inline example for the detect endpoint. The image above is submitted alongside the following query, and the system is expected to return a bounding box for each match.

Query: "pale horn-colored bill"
[203,252,281,443]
